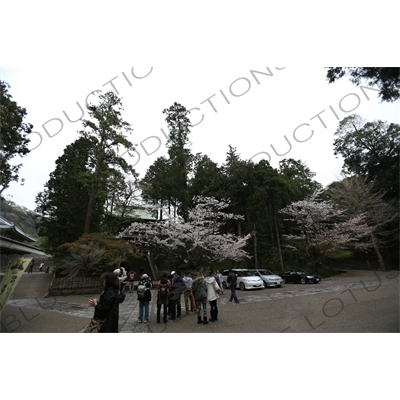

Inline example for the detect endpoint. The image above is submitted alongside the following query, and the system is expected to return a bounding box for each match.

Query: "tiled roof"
[0,216,36,243]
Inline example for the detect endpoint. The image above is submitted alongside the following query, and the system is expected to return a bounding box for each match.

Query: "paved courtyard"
[1,270,399,333]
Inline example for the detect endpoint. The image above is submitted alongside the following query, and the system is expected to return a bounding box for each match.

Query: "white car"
[250,269,285,288]
[221,269,264,290]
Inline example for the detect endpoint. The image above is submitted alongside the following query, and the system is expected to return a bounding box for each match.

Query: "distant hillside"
[0,197,40,241]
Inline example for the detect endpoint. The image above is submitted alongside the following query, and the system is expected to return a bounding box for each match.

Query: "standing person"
[205,271,220,322]
[28,260,35,274]
[127,270,136,293]
[182,271,197,315]
[192,273,208,325]
[113,267,127,294]
[88,272,124,333]
[39,262,44,272]
[227,269,239,304]
[216,270,224,294]
[169,271,186,320]
[139,267,145,279]
[137,274,152,323]
[156,274,171,323]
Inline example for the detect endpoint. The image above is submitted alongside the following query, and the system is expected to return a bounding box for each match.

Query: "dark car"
[280,270,321,284]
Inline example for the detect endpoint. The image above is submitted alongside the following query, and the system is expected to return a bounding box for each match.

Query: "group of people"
[156,270,224,325]
[86,267,238,333]
[27,260,45,273]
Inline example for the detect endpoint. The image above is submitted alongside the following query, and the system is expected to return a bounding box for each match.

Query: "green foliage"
[189,154,224,200]
[0,81,33,195]
[325,250,354,260]
[35,137,103,254]
[326,67,400,102]
[279,158,322,201]
[162,102,193,221]
[140,156,176,215]
[56,233,141,277]
[333,114,400,201]
[35,93,138,254]
[102,170,141,235]
[79,91,135,234]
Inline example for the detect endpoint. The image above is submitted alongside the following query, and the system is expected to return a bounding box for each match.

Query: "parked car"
[280,270,321,284]
[249,269,285,288]
[221,269,264,290]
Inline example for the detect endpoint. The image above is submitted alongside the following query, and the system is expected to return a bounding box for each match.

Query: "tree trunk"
[274,213,284,272]
[253,223,258,269]
[370,232,385,270]
[84,183,97,234]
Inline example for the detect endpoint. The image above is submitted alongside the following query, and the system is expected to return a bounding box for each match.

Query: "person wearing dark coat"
[192,273,208,324]
[227,269,239,304]
[156,275,171,323]
[169,271,186,320]
[88,273,126,333]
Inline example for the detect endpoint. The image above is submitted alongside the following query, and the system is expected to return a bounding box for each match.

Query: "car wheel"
[263,282,268,288]
[239,282,245,291]
[222,281,227,289]
[300,278,306,284]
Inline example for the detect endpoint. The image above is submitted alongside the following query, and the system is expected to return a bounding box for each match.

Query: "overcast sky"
[1,67,399,211]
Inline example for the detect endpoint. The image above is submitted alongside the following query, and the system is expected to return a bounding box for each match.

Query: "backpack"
[137,283,146,299]
[158,283,169,299]
[193,279,207,301]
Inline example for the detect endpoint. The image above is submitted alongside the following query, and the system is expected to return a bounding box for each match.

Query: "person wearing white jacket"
[205,272,220,322]
[113,267,127,294]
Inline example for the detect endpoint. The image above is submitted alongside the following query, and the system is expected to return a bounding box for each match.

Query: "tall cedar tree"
[79,92,135,234]
[140,156,176,219]
[35,138,103,253]
[162,103,192,221]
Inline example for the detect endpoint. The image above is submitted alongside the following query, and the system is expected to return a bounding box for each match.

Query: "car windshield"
[296,271,308,274]
[240,271,258,277]
[258,270,274,275]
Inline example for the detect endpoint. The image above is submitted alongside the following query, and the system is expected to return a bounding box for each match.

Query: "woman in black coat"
[88,273,125,333]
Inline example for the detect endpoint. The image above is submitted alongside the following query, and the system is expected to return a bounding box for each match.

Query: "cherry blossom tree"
[279,192,372,271]
[118,196,252,271]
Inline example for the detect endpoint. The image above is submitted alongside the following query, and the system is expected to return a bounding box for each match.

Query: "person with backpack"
[192,272,208,325]
[156,274,171,323]
[137,274,152,323]
[169,271,186,320]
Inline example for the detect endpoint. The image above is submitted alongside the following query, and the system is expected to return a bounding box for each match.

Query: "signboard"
[0,257,32,314]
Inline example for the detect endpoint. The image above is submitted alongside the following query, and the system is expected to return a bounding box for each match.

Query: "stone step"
[8,273,54,299]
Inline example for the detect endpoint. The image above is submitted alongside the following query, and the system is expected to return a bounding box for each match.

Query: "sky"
[2,66,399,211]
